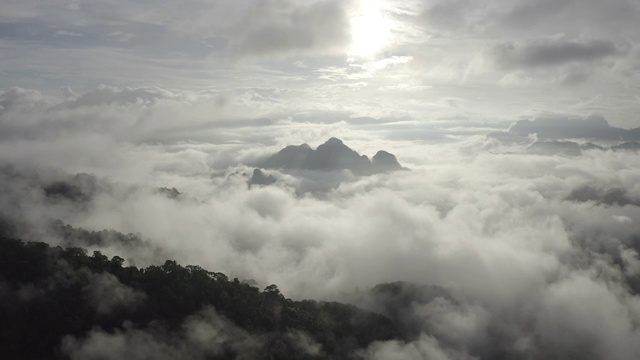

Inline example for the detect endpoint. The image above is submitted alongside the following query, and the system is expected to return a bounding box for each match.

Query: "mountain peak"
[316,137,350,152]
[372,150,403,172]
[258,138,405,175]
[248,168,276,187]
[325,137,343,145]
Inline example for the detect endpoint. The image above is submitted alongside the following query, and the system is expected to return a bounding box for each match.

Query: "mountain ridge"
[258,137,405,176]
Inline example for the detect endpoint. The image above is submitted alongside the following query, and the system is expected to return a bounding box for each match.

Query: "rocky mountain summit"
[257,137,405,176]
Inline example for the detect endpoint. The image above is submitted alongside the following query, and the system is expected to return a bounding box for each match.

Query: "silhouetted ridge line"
[488,116,640,143]
[258,138,405,175]
[0,236,398,359]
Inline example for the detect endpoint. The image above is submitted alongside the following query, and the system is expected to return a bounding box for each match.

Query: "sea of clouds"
[1,86,640,359]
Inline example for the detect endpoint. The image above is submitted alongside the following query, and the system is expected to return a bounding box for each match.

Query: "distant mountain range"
[487,116,640,156]
[256,137,405,177]
[488,116,640,143]
[526,140,640,156]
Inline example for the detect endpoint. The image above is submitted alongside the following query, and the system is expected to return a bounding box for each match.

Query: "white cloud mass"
[1,0,640,359]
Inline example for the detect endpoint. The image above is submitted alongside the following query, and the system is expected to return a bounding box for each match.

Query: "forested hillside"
[0,236,397,359]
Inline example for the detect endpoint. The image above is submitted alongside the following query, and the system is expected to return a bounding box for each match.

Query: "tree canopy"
[0,235,397,359]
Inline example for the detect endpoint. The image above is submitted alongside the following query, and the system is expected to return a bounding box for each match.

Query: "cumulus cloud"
[2,85,640,359]
[83,272,146,315]
[362,334,477,360]
[61,306,263,360]
[2,0,640,356]
[401,0,640,127]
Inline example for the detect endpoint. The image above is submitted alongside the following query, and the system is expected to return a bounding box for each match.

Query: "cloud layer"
[1,85,640,359]
[2,0,640,357]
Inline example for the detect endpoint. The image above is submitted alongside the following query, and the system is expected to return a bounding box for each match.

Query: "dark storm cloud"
[494,38,620,68]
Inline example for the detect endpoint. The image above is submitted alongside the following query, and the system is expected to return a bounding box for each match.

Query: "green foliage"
[43,173,98,203]
[51,220,147,249]
[0,236,397,359]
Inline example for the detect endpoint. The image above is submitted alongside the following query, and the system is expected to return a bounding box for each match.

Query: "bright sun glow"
[349,0,392,58]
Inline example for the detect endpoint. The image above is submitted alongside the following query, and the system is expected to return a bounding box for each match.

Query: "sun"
[349,0,392,58]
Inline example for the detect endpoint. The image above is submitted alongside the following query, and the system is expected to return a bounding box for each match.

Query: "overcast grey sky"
[1,0,639,128]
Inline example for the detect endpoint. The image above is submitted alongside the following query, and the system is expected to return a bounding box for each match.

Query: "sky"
[2,1,640,359]
[1,0,639,127]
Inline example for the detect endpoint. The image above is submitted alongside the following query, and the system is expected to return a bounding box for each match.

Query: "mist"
[0,85,639,359]
[2,0,640,359]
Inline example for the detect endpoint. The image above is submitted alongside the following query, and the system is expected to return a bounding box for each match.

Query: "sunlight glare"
[349,0,392,58]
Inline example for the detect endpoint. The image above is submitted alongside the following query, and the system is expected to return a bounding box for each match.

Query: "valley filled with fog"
[2,87,640,359]
[2,0,640,359]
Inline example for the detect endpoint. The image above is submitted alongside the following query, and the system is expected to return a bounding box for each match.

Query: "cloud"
[418,0,487,36]
[1,1,640,357]
[500,0,571,29]
[0,0,639,130]
[62,306,263,360]
[418,0,640,42]
[362,334,477,360]
[536,273,640,359]
[494,38,620,68]
[560,67,590,85]
[83,272,146,315]
[0,85,273,148]
[488,115,640,143]
[567,185,640,207]
[2,85,640,359]
[228,0,350,58]
[500,0,640,39]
